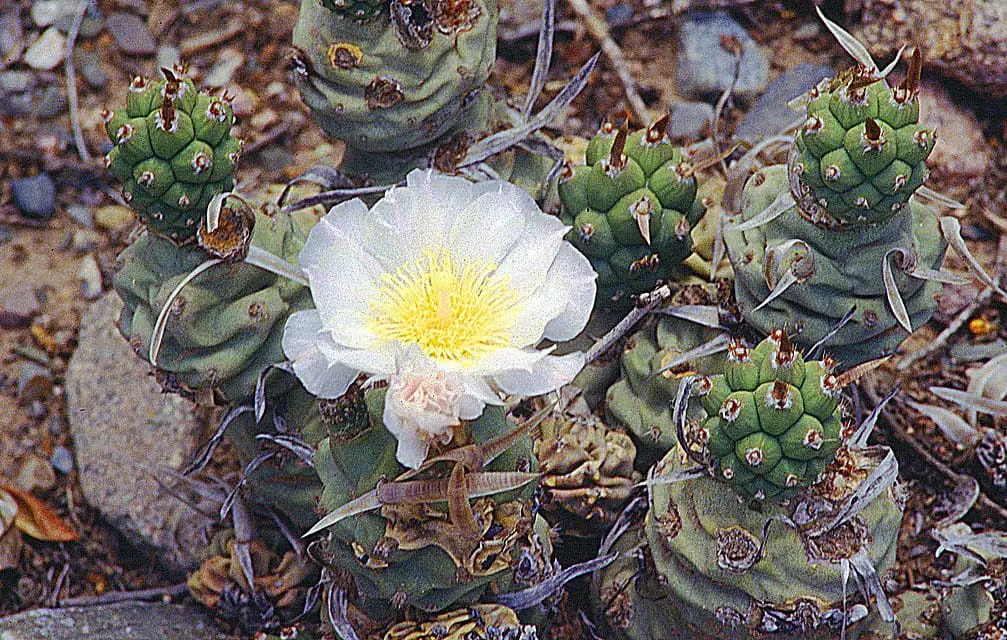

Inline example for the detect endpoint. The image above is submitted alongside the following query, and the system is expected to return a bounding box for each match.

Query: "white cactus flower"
[282,169,597,468]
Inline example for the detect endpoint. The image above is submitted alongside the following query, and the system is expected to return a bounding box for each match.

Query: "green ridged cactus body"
[114,206,314,403]
[724,60,946,367]
[313,388,542,619]
[293,0,496,158]
[594,445,904,640]
[559,121,707,305]
[103,70,240,244]
[604,308,727,469]
[698,331,843,502]
[320,0,387,22]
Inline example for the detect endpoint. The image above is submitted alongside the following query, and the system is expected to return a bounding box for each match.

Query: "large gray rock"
[675,11,768,100]
[0,603,228,640]
[65,292,216,574]
[734,62,833,144]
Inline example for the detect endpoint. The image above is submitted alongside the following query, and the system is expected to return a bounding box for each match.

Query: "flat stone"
[106,12,156,56]
[734,62,833,143]
[65,292,216,574]
[23,26,66,70]
[0,11,24,66]
[854,1,1007,97]
[74,49,109,89]
[0,283,41,328]
[31,0,77,27]
[94,204,135,232]
[675,10,768,100]
[0,603,228,640]
[12,174,56,220]
[918,79,988,182]
[77,255,103,300]
[668,100,713,141]
[37,84,68,119]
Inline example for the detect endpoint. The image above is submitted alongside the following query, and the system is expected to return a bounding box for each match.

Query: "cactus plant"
[604,303,728,469]
[310,386,542,619]
[321,0,387,22]
[595,443,905,640]
[697,330,844,502]
[292,0,496,180]
[559,119,708,306]
[102,67,241,245]
[115,203,315,403]
[723,42,947,367]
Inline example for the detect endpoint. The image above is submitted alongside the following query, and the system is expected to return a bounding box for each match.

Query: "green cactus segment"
[314,389,540,617]
[114,206,314,403]
[559,121,707,305]
[320,0,387,21]
[604,306,727,470]
[594,445,904,640]
[104,72,239,243]
[292,0,497,154]
[699,332,842,501]
[725,163,945,367]
[793,71,934,227]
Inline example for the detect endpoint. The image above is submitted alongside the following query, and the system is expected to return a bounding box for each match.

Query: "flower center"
[368,251,520,366]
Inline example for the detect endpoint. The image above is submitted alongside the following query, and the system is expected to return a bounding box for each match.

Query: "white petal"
[382,405,428,469]
[540,244,597,342]
[460,375,505,407]
[447,188,524,266]
[316,338,396,378]
[491,352,586,396]
[493,218,569,298]
[282,310,359,398]
[298,198,370,273]
[466,346,551,377]
[508,243,598,347]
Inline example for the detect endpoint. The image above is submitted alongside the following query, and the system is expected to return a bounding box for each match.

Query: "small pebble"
[51,446,73,474]
[12,174,57,220]
[205,48,244,87]
[675,11,768,100]
[605,3,633,25]
[18,362,53,404]
[0,283,41,328]
[24,26,66,70]
[93,204,134,232]
[78,255,103,300]
[0,11,23,65]
[106,12,156,56]
[0,70,33,94]
[31,0,77,27]
[668,101,713,141]
[68,229,102,252]
[37,85,68,119]
[155,44,180,70]
[74,50,109,89]
[27,400,47,419]
[15,454,56,493]
[66,203,94,228]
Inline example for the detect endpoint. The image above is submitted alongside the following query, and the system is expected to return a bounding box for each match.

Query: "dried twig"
[565,0,650,124]
[57,582,189,607]
[898,234,1007,371]
[242,122,292,155]
[66,0,92,163]
[585,284,672,363]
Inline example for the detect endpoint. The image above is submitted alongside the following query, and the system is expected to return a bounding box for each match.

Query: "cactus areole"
[724,52,947,367]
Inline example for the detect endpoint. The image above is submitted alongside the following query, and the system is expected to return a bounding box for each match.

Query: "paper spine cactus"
[102,67,241,245]
[604,312,727,469]
[723,50,946,367]
[698,330,843,502]
[114,205,313,403]
[312,388,542,619]
[594,445,904,640]
[292,0,496,161]
[559,119,707,306]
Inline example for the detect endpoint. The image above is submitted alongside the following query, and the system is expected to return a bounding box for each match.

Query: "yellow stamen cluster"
[368,251,520,366]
